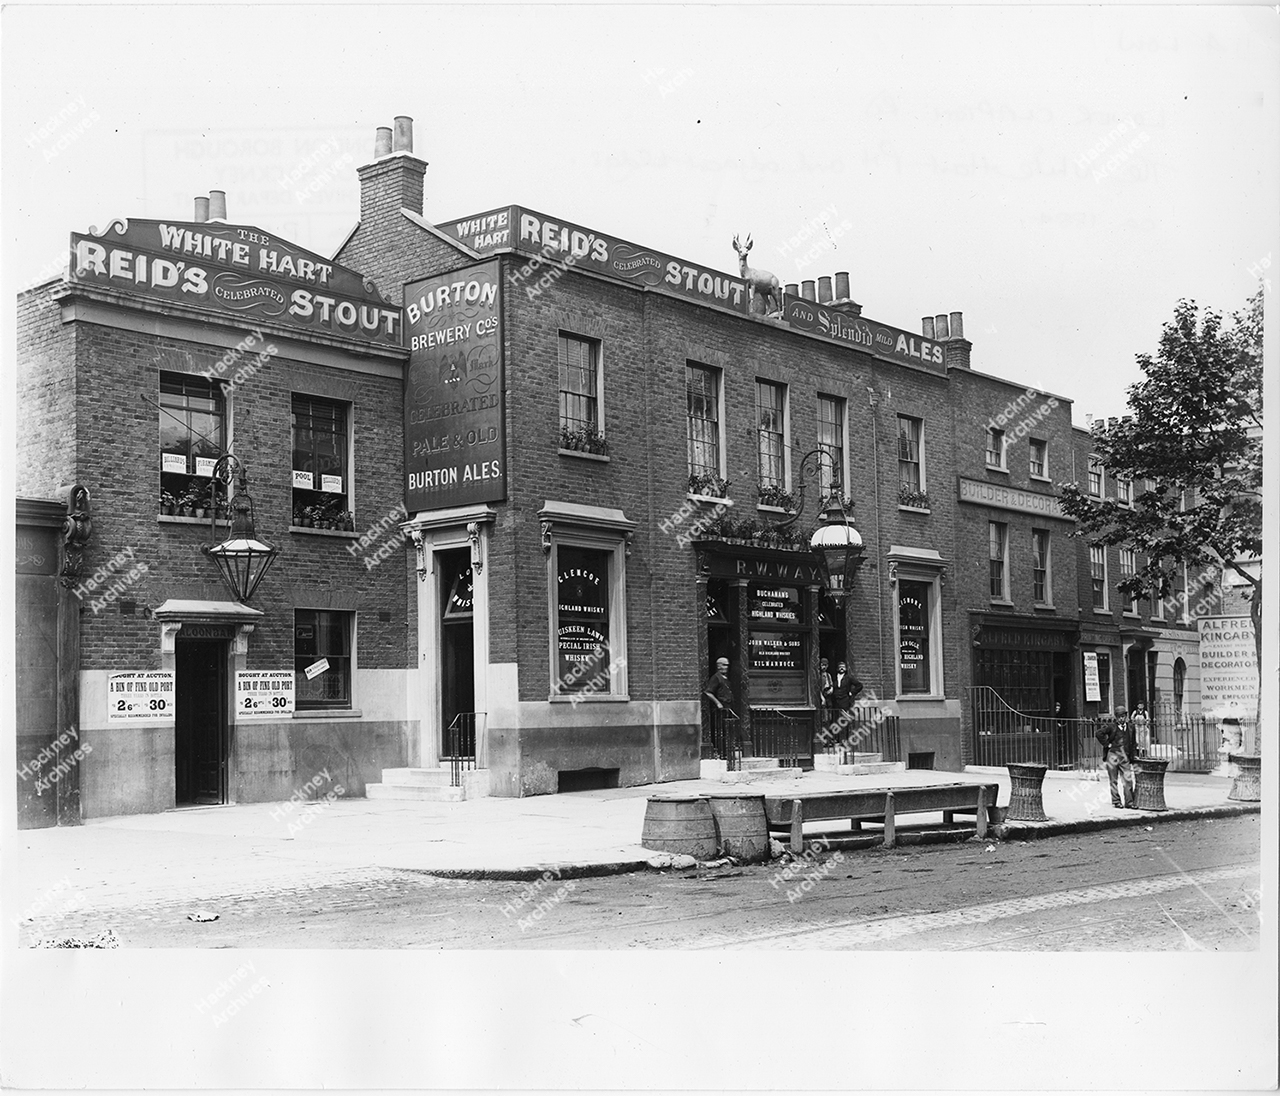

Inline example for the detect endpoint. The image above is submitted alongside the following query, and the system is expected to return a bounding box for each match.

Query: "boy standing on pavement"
[1096,706,1138,808]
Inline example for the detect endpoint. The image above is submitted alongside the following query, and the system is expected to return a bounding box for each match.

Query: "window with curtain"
[558,333,600,435]
[818,395,846,496]
[756,380,786,488]
[1090,545,1108,609]
[1032,529,1051,604]
[989,522,1008,600]
[686,363,721,482]
[898,415,923,494]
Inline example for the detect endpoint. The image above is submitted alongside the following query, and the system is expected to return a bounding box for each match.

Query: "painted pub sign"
[68,219,402,346]
[403,260,507,511]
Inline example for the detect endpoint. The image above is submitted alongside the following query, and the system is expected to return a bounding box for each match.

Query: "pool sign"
[236,671,296,717]
[108,672,175,722]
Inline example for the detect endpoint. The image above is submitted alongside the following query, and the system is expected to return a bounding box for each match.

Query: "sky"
[5,5,1278,420]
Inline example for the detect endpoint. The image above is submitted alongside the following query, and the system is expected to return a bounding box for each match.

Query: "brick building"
[16,193,414,823]
[17,115,1216,820]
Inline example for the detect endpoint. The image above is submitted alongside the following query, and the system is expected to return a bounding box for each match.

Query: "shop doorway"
[438,549,475,759]
[174,638,229,805]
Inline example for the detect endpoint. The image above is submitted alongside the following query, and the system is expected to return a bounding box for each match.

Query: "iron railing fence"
[702,705,742,771]
[445,711,484,787]
[817,706,902,764]
[750,708,806,768]
[968,688,1258,773]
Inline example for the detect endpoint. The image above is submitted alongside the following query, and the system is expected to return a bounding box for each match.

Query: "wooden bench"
[763,782,999,853]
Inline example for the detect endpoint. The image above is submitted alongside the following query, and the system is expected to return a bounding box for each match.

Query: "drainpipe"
[867,386,886,692]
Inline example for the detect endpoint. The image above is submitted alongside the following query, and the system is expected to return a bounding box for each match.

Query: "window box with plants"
[898,486,931,511]
[756,483,797,513]
[559,423,609,456]
[687,472,731,501]
[695,514,807,551]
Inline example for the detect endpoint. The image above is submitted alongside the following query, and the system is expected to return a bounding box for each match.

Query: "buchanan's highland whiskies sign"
[444,204,945,370]
[69,219,402,346]
[403,260,506,510]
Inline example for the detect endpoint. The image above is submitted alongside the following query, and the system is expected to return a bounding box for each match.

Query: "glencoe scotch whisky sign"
[69,219,403,346]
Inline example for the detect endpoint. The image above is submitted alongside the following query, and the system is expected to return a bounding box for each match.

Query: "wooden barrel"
[708,794,770,863]
[641,796,717,859]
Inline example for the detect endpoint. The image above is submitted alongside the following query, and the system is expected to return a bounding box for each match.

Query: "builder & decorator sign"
[1198,617,1259,717]
[69,219,402,346]
[403,260,506,510]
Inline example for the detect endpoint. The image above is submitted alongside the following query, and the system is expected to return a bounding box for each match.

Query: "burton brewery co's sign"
[69,219,402,346]
[403,259,506,510]
[782,297,946,371]
[442,205,752,315]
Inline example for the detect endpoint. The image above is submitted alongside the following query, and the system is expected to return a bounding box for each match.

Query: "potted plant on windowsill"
[688,472,730,499]
[899,486,930,510]
[757,482,797,512]
[159,491,177,517]
[559,423,609,456]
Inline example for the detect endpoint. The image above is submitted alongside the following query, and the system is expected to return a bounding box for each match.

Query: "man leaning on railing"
[703,657,749,759]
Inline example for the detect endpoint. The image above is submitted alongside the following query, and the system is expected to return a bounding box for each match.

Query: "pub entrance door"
[174,638,229,805]
[438,549,475,760]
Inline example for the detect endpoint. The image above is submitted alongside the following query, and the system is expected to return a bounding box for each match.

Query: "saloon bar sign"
[404,260,507,510]
[69,220,403,346]
[443,205,751,315]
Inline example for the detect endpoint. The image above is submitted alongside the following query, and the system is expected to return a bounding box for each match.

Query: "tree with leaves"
[1059,289,1263,726]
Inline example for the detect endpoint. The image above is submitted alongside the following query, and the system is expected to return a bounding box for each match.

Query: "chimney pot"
[818,276,833,304]
[374,126,393,158]
[950,311,964,340]
[801,280,816,302]
[921,316,935,339]
[194,196,209,223]
[785,282,800,299]
[393,116,413,153]
[934,313,949,340]
[208,190,227,221]
[834,271,850,300]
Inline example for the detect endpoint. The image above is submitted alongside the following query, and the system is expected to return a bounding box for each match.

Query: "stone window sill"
[898,505,931,514]
[293,709,363,719]
[290,525,359,538]
[1033,602,1057,611]
[990,599,1014,608]
[158,514,217,525]
[1030,474,1052,483]
[549,694,631,703]
[1093,608,1113,616]
[896,693,944,702]
[558,448,610,462]
[985,464,1009,474]
[757,504,791,514]
[687,493,733,507]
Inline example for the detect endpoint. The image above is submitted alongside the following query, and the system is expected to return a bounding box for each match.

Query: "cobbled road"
[21,815,1261,950]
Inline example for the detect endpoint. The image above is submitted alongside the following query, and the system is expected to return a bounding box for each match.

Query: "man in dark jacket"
[703,657,750,757]
[830,661,864,711]
[1096,706,1138,808]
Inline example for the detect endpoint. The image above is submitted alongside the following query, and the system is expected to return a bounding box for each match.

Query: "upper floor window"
[292,395,352,529]
[686,363,724,492]
[1029,438,1048,479]
[756,380,787,489]
[817,395,847,498]
[1087,456,1104,498]
[985,427,1007,470]
[989,521,1009,600]
[1116,477,1132,506]
[1090,545,1108,610]
[898,415,927,506]
[1119,548,1138,613]
[294,609,352,710]
[558,333,604,451]
[159,373,225,516]
[1032,529,1051,605]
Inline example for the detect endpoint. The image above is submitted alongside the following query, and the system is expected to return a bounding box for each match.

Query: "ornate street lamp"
[771,448,868,602]
[204,455,278,603]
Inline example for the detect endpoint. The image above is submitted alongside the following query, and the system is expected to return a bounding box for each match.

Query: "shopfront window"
[554,544,614,696]
[897,579,932,694]
[748,583,806,704]
[294,609,352,710]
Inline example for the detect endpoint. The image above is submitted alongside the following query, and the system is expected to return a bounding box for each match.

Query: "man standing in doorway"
[702,657,749,758]
[830,661,864,762]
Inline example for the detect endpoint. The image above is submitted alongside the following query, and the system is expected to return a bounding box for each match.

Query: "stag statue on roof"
[732,234,785,317]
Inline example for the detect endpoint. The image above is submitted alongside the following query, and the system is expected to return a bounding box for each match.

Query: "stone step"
[813,752,883,771]
[367,768,490,801]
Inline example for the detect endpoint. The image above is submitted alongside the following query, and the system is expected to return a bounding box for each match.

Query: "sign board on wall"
[441,205,943,370]
[68,220,402,347]
[958,477,1070,521]
[1198,616,1258,717]
[1082,652,1101,702]
[236,671,296,717]
[403,259,507,511]
[108,672,175,722]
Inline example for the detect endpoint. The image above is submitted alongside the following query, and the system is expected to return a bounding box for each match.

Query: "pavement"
[9,766,1259,923]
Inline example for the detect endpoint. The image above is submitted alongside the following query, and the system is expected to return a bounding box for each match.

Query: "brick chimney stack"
[357,115,428,225]
[927,308,971,370]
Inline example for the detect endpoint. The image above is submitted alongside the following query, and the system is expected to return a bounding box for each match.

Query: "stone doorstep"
[366,768,490,802]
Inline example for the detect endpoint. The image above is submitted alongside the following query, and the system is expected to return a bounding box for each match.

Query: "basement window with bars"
[292,395,352,530]
[159,373,226,517]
